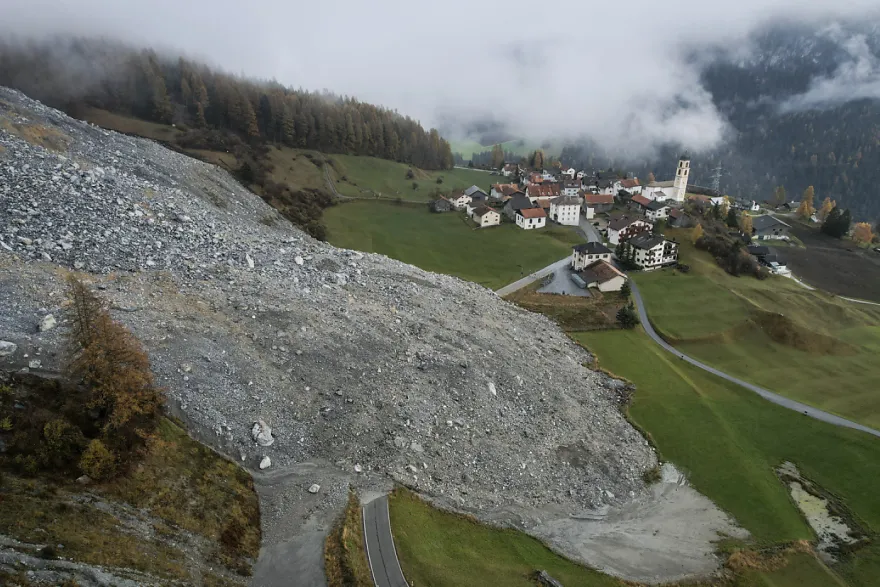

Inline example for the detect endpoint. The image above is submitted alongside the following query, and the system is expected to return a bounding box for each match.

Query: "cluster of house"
[429,155,798,289]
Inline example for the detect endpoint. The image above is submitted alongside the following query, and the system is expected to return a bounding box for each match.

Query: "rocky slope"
[0,87,658,577]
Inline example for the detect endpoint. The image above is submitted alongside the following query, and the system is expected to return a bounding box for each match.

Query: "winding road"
[363,495,408,587]
[629,281,880,439]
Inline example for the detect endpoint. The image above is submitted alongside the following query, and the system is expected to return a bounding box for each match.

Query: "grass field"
[575,328,880,578]
[323,200,579,290]
[448,138,563,160]
[389,489,623,587]
[633,230,880,429]
[326,154,501,201]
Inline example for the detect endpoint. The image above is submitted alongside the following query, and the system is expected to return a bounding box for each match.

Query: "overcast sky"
[2,0,880,155]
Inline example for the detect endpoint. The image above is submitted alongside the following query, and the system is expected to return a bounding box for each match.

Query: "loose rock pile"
[0,87,655,537]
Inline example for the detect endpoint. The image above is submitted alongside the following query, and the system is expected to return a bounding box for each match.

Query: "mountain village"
[430,155,794,293]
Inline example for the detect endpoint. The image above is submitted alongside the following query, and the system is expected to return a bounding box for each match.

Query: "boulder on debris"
[308,483,320,494]
[251,419,275,447]
[0,341,17,357]
[259,456,271,470]
[39,315,56,332]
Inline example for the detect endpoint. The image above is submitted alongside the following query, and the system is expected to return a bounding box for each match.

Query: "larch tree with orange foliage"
[852,222,874,245]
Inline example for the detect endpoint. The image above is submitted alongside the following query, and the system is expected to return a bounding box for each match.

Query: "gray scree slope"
[0,86,657,571]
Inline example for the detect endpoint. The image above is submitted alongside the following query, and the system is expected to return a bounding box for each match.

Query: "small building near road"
[429,196,454,213]
[629,234,679,269]
[747,244,790,275]
[472,206,501,228]
[572,242,613,270]
[549,195,582,226]
[577,260,627,292]
[608,214,652,245]
[516,207,547,230]
[751,215,791,240]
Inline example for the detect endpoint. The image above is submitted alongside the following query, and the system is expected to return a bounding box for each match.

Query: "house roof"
[503,163,517,171]
[573,242,612,255]
[536,198,552,210]
[631,194,652,207]
[506,194,535,211]
[492,184,524,197]
[550,195,581,206]
[597,179,615,189]
[648,180,676,188]
[629,234,664,250]
[583,193,614,205]
[527,184,561,198]
[752,215,790,231]
[562,180,581,189]
[519,207,547,219]
[688,194,712,203]
[620,178,640,189]
[609,214,650,231]
[464,185,488,198]
[579,260,626,285]
[747,245,771,256]
[646,200,669,211]
[473,206,498,218]
[668,208,689,220]
[451,191,470,201]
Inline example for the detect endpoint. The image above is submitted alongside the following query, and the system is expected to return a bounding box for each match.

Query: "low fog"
[2,0,880,156]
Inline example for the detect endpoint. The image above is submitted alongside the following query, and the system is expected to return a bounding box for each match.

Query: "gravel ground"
[0,87,741,584]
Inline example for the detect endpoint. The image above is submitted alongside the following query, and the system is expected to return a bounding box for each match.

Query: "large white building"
[549,196,581,226]
[628,234,679,269]
[643,156,690,202]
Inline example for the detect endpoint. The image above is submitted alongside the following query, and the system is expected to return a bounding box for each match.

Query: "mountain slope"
[0,86,676,580]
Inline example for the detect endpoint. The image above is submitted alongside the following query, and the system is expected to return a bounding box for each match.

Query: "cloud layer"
[2,0,880,156]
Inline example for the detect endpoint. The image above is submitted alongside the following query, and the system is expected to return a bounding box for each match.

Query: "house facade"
[668,208,694,228]
[607,214,652,245]
[429,197,454,213]
[572,242,613,270]
[577,260,627,292]
[549,196,581,226]
[472,206,501,228]
[464,185,489,200]
[618,178,642,195]
[450,192,472,210]
[561,168,576,180]
[629,234,679,269]
[516,207,547,229]
[561,180,582,197]
[645,201,671,221]
[502,163,518,177]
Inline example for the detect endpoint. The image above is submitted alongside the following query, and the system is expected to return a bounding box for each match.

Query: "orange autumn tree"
[818,197,836,221]
[66,276,164,476]
[852,222,874,245]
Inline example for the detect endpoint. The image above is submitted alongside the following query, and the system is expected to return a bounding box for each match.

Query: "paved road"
[363,495,408,587]
[629,282,880,439]
[495,256,572,297]
[578,215,603,243]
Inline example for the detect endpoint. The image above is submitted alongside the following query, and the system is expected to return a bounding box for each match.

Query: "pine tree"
[726,207,738,227]
[620,280,631,300]
[491,144,505,169]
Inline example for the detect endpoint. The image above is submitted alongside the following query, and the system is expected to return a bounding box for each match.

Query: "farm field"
[575,328,880,584]
[323,200,580,290]
[389,489,622,587]
[633,230,880,429]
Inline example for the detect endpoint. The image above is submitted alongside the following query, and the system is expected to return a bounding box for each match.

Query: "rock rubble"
[0,86,656,540]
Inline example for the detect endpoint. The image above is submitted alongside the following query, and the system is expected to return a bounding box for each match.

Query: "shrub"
[405,168,415,179]
[411,181,418,190]
[0,416,11,431]
[40,418,86,468]
[616,304,640,329]
[436,177,443,184]
[79,439,117,480]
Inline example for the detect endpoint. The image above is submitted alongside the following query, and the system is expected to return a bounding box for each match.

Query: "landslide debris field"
[0,87,746,582]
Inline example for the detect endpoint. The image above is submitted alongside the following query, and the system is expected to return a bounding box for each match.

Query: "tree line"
[0,38,454,170]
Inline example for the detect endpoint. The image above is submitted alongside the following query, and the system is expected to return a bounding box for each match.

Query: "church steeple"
[673,155,690,202]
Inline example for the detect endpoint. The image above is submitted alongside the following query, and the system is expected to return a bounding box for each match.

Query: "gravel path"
[630,281,880,439]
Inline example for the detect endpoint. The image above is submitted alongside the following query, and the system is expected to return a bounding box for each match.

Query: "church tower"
[673,154,690,202]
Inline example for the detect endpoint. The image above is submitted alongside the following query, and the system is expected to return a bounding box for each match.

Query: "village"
[429,155,795,294]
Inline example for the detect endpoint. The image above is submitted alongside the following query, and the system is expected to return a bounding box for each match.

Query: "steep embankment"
[0,87,741,583]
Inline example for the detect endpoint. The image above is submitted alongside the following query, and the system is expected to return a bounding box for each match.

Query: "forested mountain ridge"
[0,37,454,171]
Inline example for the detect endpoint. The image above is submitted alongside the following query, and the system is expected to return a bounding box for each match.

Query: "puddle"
[777,461,863,561]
